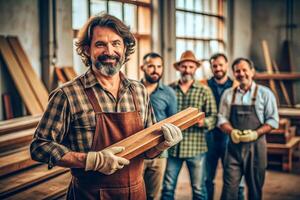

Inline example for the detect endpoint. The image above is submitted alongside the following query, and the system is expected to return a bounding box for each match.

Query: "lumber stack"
[266,118,295,144]
[0,115,70,199]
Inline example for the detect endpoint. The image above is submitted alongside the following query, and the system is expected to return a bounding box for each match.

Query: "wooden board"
[0,36,43,114]
[0,165,68,198]
[0,128,35,151]
[0,114,41,135]
[109,107,205,159]
[0,149,38,177]
[7,36,49,110]
[5,172,70,200]
[2,93,14,119]
[278,108,300,119]
[62,67,77,81]
[55,67,67,83]
[254,73,300,80]
[261,40,279,102]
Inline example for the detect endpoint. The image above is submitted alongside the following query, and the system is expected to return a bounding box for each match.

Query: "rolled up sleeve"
[263,89,279,129]
[217,89,232,127]
[30,89,71,169]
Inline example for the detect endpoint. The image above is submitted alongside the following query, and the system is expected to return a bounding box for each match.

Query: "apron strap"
[129,85,141,113]
[79,78,103,112]
[251,84,259,104]
[231,87,238,104]
[231,84,259,105]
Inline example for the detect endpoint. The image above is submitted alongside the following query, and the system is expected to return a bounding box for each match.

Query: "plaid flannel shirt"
[30,68,155,168]
[168,80,217,158]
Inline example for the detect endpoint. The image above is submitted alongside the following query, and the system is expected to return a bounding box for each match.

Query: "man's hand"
[230,129,242,144]
[156,123,183,151]
[85,146,130,175]
[239,130,258,142]
[197,118,205,127]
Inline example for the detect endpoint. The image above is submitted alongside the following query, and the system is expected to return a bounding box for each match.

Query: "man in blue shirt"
[218,58,279,200]
[205,53,245,200]
[141,52,177,200]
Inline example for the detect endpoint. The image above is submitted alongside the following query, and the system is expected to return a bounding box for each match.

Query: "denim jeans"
[161,153,207,200]
[205,130,245,200]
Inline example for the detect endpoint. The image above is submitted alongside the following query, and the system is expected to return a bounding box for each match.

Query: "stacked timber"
[266,118,296,144]
[0,116,71,200]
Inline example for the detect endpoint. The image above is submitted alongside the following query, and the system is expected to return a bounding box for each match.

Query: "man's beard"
[214,70,226,80]
[180,73,194,83]
[144,73,162,84]
[94,54,124,76]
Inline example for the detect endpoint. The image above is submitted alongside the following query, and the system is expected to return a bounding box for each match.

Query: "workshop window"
[175,0,225,78]
[72,0,152,80]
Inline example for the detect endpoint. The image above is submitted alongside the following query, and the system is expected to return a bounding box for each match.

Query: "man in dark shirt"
[141,52,177,200]
[205,53,244,200]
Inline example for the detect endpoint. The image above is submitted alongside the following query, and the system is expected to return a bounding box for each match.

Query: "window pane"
[176,11,185,37]
[194,0,203,12]
[211,0,218,14]
[176,39,186,60]
[185,0,194,11]
[176,0,185,9]
[195,15,207,38]
[72,0,88,29]
[138,6,151,34]
[124,4,137,33]
[108,1,122,20]
[195,41,204,59]
[90,0,107,16]
[209,40,219,55]
[186,40,194,51]
[186,13,195,37]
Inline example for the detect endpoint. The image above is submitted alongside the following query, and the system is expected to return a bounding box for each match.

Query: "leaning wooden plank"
[110,107,205,159]
[261,40,279,102]
[0,128,35,152]
[0,114,41,135]
[0,36,43,114]
[5,172,71,200]
[62,67,77,81]
[0,149,38,177]
[55,67,67,83]
[2,93,14,120]
[0,165,69,198]
[7,36,49,110]
[272,60,292,106]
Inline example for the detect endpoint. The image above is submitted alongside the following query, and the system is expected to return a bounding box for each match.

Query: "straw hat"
[173,50,201,69]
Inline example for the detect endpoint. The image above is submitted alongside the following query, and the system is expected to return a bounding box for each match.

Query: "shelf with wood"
[254,72,300,80]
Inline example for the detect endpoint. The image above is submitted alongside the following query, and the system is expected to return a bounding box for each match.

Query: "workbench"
[267,137,300,172]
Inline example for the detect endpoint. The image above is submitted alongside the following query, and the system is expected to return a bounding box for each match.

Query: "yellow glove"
[156,123,183,151]
[239,130,258,142]
[85,146,130,175]
[230,129,243,144]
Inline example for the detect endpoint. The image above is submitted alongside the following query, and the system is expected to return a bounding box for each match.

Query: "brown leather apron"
[67,81,146,200]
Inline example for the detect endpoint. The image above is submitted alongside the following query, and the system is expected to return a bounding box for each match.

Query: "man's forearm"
[220,122,234,135]
[56,152,87,168]
[256,124,272,136]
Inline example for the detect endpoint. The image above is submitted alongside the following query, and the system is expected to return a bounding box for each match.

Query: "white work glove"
[85,146,130,175]
[230,129,243,144]
[239,130,258,142]
[156,123,183,151]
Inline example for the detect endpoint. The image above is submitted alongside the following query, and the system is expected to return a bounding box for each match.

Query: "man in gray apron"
[30,13,183,200]
[217,58,279,200]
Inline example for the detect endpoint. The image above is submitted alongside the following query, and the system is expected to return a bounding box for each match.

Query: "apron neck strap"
[231,84,259,105]
[80,78,103,112]
[129,84,141,113]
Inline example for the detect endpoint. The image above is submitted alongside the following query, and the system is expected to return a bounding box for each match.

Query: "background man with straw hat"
[161,50,217,200]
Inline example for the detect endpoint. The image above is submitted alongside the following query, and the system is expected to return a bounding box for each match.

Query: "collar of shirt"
[83,67,131,90]
[209,77,233,88]
[236,81,256,95]
[175,79,202,89]
[141,79,164,91]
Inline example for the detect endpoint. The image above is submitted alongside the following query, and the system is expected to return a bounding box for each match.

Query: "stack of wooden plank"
[0,36,49,115]
[266,118,300,172]
[266,118,295,144]
[0,115,71,199]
